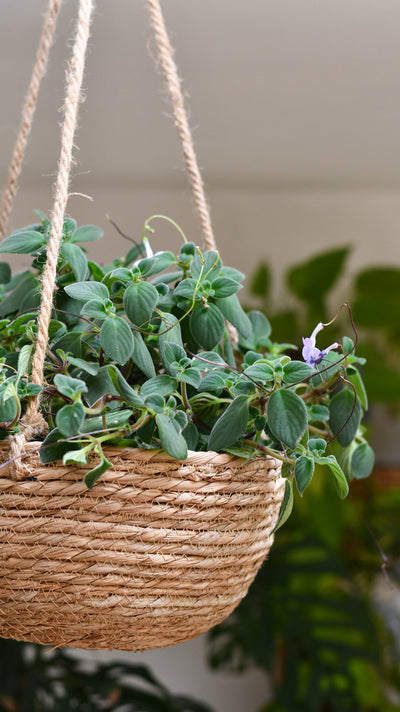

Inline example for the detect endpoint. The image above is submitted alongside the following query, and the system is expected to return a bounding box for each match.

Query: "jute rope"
[146,0,216,252]
[10,0,95,478]
[0,0,63,240]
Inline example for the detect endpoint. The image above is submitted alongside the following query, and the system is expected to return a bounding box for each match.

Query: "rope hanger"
[1,0,218,475]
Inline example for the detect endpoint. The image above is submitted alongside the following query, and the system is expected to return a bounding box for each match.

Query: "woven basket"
[0,443,284,650]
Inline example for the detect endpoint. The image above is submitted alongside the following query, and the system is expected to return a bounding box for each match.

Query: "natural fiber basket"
[0,443,283,650]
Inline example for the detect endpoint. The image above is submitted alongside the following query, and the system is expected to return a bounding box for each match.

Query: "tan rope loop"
[146,0,216,252]
[10,0,95,479]
[0,0,63,240]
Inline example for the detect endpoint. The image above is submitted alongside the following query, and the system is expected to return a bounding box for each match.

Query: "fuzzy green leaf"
[212,277,242,298]
[329,388,362,447]
[56,401,85,438]
[0,230,46,254]
[61,243,88,281]
[243,361,274,382]
[40,428,80,463]
[351,442,375,480]
[123,281,159,326]
[84,455,112,489]
[216,294,251,339]
[190,303,225,350]
[315,454,349,498]
[131,331,156,378]
[191,250,221,282]
[273,479,294,532]
[54,374,87,399]
[141,375,178,398]
[208,394,249,451]
[156,413,188,459]
[64,281,109,302]
[107,365,144,407]
[347,366,368,411]
[267,389,307,449]
[100,316,134,364]
[80,299,108,320]
[295,456,315,496]
[283,361,316,384]
[70,225,103,243]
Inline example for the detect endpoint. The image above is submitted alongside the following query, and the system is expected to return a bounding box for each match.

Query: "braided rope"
[0,0,63,240]
[146,0,216,252]
[10,0,95,478]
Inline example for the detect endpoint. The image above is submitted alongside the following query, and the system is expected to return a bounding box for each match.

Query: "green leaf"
[54,374,87,399]
[212,276,242,298]
[0,392,18,424]
[267,389,307,449]
[347,365,368,410]
[179,367,202,388]
[329,388,362,447]
[61,242,88,281]
[287,247,350,307]
[123,281,159,326]
[80,299,108,320]
[158,313,184,374]
[56,401,85,437]
[70,224,103,243]
[295,455,315,496]
[107,365,144,407]
[283,361,316,384]
[100,316,134,364]
[243,361,274,382]
[273,479,294,532]
[315,454,349,498]
[174,278,199,300]
[308,404,330,422]
[64,281,109,302]
[216,294,251,339]
[67,357,99,376]
[0,230,46,254]
[63,447,89,466]
[182,422,198,450]
[199,372,226,392]
[0,262,11,284]
[190,303,225,350]
[163,342,187,366]
[208,394,249,451]
[191,250,221,282]
[80,409,133,433]
[17,344,32,379]
[351,442,375,479]
[141,375,178,398]
[63,217,77,237]
[131,331,156,378]
[0,272,39,316]
[84,455,112,489]
[139,251,176,277]
[156,413,188,459]
[40,427,80,463]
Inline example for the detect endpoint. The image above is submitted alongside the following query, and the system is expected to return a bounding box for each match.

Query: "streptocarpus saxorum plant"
[0,211,374,527]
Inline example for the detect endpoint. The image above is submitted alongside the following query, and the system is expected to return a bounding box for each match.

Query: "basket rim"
[0,439,278,471]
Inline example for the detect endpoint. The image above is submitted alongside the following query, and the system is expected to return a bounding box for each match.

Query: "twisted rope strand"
[0,0,63,240]
[10,0,95,478]
[146,0,216,252]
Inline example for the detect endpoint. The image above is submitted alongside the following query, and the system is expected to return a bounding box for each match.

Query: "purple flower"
[302,322,339,367]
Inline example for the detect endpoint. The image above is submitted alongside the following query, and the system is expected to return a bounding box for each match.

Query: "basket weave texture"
[0,443,284,651]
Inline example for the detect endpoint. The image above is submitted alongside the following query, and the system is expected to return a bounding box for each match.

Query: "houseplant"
[0,212,373,651]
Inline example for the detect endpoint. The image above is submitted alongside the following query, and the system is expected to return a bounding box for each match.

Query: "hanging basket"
[0,442,283,650]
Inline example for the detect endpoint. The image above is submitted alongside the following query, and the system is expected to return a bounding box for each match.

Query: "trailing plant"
[0,213,373,525]
[0,636,214,712]
[249,247,400,405]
